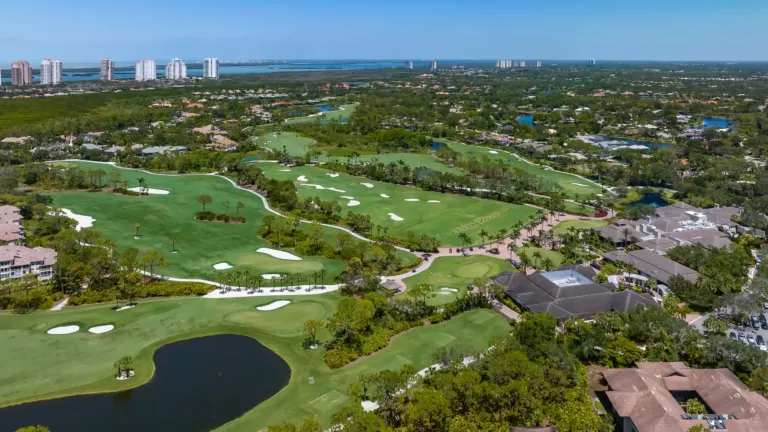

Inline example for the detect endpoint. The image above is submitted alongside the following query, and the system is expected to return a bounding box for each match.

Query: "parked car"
[751,315,761,330]
[757,335,765,346]
[747,334,756,345]
[763,302,768,310]
[760,314,768,330]
[729,331,738,340]
[739,332,747,342]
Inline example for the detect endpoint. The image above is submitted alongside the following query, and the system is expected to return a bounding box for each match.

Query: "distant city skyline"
[0,0,766,62]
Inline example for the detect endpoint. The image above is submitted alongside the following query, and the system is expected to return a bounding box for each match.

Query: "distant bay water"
[0,60,489,84]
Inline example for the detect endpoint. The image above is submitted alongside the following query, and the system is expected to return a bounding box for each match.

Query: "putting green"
[259,163,537,247]
[47,162,417,284]
[437,139,603,199]
[0,296,510,430]
[399,255,517,305]
[253,132,315,157]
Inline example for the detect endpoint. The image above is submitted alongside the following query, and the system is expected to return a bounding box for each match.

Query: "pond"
[313,104,333,112]
[627,192,670,208]
[517,113,534,127]
[0,334,291,432]
[698,116,734,130]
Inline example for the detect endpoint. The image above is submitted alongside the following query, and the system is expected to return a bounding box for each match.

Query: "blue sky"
[1,0,766,63]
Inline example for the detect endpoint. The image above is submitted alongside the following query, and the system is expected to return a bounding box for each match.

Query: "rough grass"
[552,219,608,233]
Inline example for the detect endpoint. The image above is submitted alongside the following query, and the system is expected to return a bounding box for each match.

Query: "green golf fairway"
[438,139,604,199]
[259,163,538,247]
[253,132,315,157]
[327,152,464,174]
[47,162,417,284]
[552,219,608,233]
[284,104,356,125]
[0,296,510,430]
[399,255,518,305]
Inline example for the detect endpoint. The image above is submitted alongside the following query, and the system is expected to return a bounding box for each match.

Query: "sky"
[1,0,767,64]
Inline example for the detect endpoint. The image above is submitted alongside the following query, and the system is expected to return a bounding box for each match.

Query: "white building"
[519,60,526,67]
[135,60,157,81]
[165,58,187,80]
[0,245,57,281]
[100,58,114,81]
[40,58,63,85]
[536,60,542,68]
[430,60,438,71]
[405,60,413,69]
[203,58,219,78]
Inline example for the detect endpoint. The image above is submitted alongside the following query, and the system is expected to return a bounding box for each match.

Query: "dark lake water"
[628,192,670,208]
[0,334,290,432]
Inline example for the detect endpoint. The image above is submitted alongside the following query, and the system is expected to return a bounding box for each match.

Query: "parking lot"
[691,312,768,351]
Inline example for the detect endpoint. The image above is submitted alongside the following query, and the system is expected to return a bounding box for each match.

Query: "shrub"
[324,346,359,369]
[359,327,394,356]
[70,281,210,306]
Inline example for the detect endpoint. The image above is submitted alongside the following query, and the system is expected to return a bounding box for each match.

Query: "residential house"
[0,205,24,245]
[0,245,57,280]
[140,146,186,157]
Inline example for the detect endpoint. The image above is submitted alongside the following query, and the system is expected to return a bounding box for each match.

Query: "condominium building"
[165,58,187,80]
[135,60,157,82]
[519,60,526,67]
[536,60,542,68]
[430,60,438,71]
[0,205,24,246]
[40,59,63,85]
[0,245,57,281]
[497,60,513,69]
[100,58,114,81]
[202,58,219,79]
[11,61,33,86]
[405,60,413,69]
[589,58,597,66]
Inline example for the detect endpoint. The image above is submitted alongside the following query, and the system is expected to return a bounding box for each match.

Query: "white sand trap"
[380,194,390,198]
[89,324,115,334]
[340,196,355,199]
[327,173,340,177]
[404,198,420,202]
[279,169,291,172]
[361,183,374,188]
[348,200,360,207]
[47,325,79,335]
[427,200,441,203]
[257,248,302,261]
[115,305,135,312]
[440,287,459,293]
[297,175,308,182]
[127,187,169,195]
[388,213,404,221]
[59,208,95,231]
[257,300,291,311]
[213,262,234,270]
[571,183,590,187]
[300,184,347,193]
[489,150,499,154]
[261,273,284,279]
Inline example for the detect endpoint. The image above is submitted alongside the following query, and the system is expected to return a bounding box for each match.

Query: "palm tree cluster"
[216,269,329,294]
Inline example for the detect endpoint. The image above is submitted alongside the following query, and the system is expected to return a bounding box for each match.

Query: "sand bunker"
[257,248,302,261]
[361,183,374,188]
[404,198,420,202]
[213,262,234,270]
[59,208,95,231]
[47,325,79,335]
[380,194,390,198]
[327,173,340,178]
[489,150,499,154]
[440,287,459,293]
[257,300,291,311]
[348,200,360,207]
[300,184,347,193]
[127,187,169,195]
[89,324,115,334]
[115,305,135,312]
[279,169,291,172]
[571,183,590,187]
[260,273,284,279]
[427,200,441,203]
[297,175,308,182]
[340,196,355,199]
[388,213,404,221]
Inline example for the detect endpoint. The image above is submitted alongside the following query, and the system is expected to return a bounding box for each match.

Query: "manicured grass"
[259,163,538,247]
[438,139,604,199]
[253,132,316,157]
[515,245,565,268]
[552,219,608,234]
[0,296,510,430]
[399,255,517,305]
[47,162,417,284]
[327,152,464,175]
[284,104,356,125]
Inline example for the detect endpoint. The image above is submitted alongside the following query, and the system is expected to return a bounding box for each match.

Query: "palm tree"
[507,242,516,260]
[319,269,327,287]
[479,229,489,247]
[542,257,555,271]
[134,223,141,238]
[532,251,543,268]
[137,177,146,194]
[519,251,531,272]
[622,228,633,247]
[169,236,178,253]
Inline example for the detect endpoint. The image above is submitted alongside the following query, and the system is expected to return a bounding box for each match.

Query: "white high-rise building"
[405,60,413,69]
[40,59,63,85]
[203,58,219,78]
[520,60,526,68]
[100,58,114,81]
[135,60,157,81]
[430,60,438,71]
[536,60,542,68]
[165,58,187,80]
